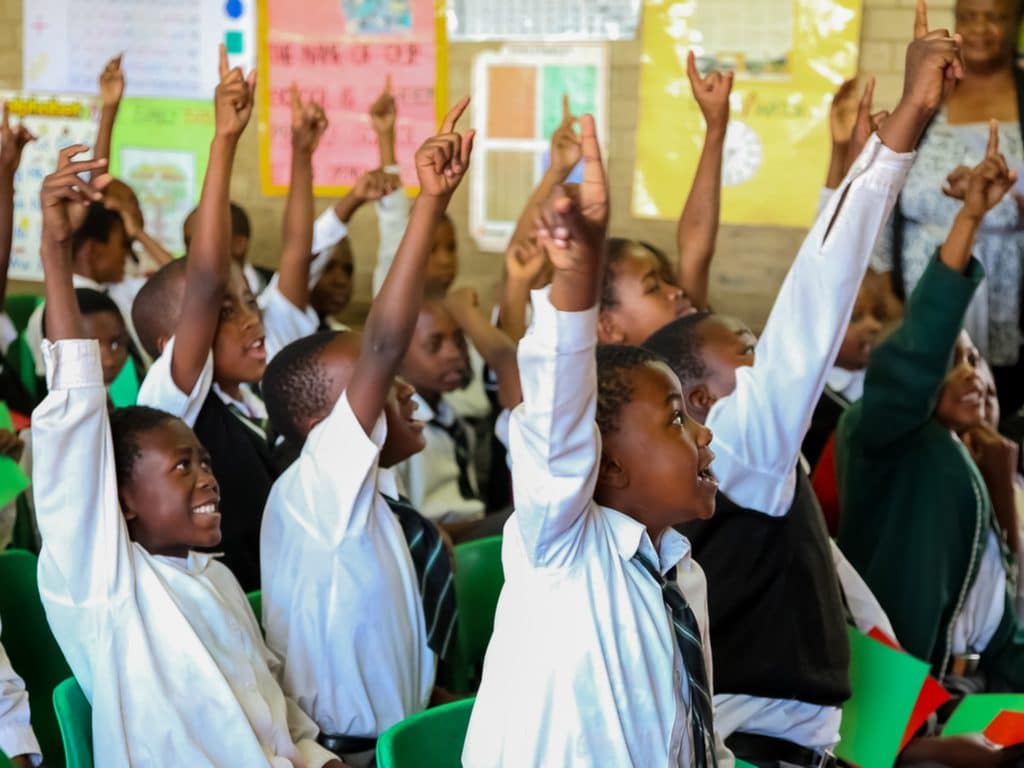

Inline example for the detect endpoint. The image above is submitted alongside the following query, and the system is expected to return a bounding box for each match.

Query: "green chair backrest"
[377,697,475,768]
[107,357,140,408]
[247,589,262,626]
[4,295,42,335]
[452,536,504,687]
[0,550,71,766]
[5,336,38,401]
[0,749,12,767]
[52,677,92,768]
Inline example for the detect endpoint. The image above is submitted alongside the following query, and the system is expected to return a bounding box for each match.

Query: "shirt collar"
[378,466,401,499]
[212,382,267,420]
[826,366,865,402]
[411,392,453,425]
[600,504,692,576]
[152,550,216,574]
[72,274,103,291]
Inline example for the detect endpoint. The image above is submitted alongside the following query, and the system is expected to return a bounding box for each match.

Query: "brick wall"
[3,0,955,328]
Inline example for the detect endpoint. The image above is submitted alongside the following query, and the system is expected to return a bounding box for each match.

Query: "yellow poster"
[633,0,863,228]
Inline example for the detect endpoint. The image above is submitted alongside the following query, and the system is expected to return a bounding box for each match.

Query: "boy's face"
[599,361,717,534]
[212,263,267,388]
[311,242,354,319]
[314,334,427,464]
[82,309,130,386]
[427,218,458,293]
[600,244,694,345]
[87,219,129,285]
[119,419,221,557]
[835,282,885,371]
[400,302,468,398]
[686,315,757,422]
[936,332,986,433]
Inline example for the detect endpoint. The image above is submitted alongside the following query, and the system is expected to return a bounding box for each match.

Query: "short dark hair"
[72,203,123,256]
[262,330,340,445]
[596,344,665,435]
[642,312,712,390]
[41,288,125,339]
[230,202,251,240]
[131,258,187,358]
[109,406,179,486]
[600,238,675,310]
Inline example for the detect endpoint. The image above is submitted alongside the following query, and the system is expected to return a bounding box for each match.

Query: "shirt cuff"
[847,133,914,191]
[42,339,103,391]
[311,206,349,257]
[527,286,599,354]
[0,724,42,766]
[376,187,411,221]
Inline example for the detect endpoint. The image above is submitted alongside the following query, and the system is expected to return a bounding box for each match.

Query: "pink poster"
[258,0,444,195]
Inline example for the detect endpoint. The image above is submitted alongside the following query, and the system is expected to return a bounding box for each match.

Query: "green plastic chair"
[52,677,92,768]
[448,536,504,692]
[377,697,475,768]
[0,549,71,765]
[0,749,12,767]
[4,295,42,335]
[247,589,262,626]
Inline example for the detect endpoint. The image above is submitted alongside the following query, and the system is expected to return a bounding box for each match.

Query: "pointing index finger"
[562,93,571,123]
[986,118,1000,157]
[218,43,229,79]
[686,50,701,87]
[579,113,606,187]
[440,95,470,133]
[914,0,929,39]
[2,103,9,133]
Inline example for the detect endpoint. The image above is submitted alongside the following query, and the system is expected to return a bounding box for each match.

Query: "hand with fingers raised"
[215,43,257,139]
[0,103,36,176]
[290,83,329,156]
[40,145,111,246]
[961,119,1017,219]
[352,168,401,202]
[370,75,398,137]
[99,53,125,109]
[687,50,733,137]
[830,78,860,148]
[549,94,582,180]
[505,238,549,286]
[415,96,475,198]
[903,0,965,115]
[845,77,891,169]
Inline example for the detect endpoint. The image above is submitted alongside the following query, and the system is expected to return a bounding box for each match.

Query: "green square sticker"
[225,31,244,55]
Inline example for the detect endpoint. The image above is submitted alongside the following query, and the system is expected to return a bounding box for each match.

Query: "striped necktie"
[384,494,459,661]
[429,415,476,500]
[634,552,717,768]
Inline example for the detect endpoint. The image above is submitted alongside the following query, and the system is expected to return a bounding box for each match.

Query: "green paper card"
[0,402,29,507]
[108,358,140,408]
[943,694,1024,736]
[835,627,932,768]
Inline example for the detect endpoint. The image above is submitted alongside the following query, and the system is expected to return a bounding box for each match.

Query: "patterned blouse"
[872,108,1024,366]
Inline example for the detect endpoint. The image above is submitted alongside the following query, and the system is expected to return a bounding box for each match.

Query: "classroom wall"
[1,0,953,328]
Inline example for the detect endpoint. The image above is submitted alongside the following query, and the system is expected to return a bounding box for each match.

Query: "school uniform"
[0,621,40,766]
[678,133,913,761]
[397,393,486,525]
[837,256,1024,691]
[802,368,864,471]
[32,338,337,767]
[261,394,444,768]
[464,289,733,768]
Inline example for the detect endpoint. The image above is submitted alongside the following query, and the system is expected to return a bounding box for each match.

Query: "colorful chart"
[469,45,607,252]
[633,0,863,228]
[257,0,447,196]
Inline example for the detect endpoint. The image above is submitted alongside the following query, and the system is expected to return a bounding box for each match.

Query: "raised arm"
[0,106,34,310]
[169,46,255,394]
[861,122,1012,446]
[91,54,123,182]
[511,114,608,566]
[347,98,475,435]
[499,239,548,343]
[446,286,522,410]
[676,51,731,311]
[276,85,327,310]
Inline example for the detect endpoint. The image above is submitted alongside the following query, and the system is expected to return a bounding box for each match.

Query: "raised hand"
[535,113,608,272]
[290,83,328,155]
[830,78,859,146]
[505,238,548,285]
[943,164,972,200]
[845,77,891,169]
[370,75,397,136]
[445,285,480,317]
[961,120,1016,218]
[352,168,401,201]
[40,145,111,245]
[549,94,582,179]
[687,50,732,136]
[215,43,257,139]
[0,104,36,175]
[414,96,475,198]
[99,53,125,108]
[903,0,964,114]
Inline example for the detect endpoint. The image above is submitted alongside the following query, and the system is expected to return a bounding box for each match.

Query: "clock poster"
[632,0,862,228]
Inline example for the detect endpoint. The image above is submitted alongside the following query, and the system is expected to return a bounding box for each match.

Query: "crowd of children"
[2,1,1024,766]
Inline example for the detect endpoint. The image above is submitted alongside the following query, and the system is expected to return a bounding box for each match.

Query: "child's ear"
[597,311,625,345]
[687,385,715,418]
[118,490,138,522]
[597,452,629,491]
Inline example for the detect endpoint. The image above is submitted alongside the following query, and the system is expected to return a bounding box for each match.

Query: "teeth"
[961,392,981,404]
[193,503,217,515]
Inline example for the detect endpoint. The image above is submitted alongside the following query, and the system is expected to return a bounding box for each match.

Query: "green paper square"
[0,402,13,431]
[225,30,244,55]
[541,65,597,140]
[943,694,1024,736]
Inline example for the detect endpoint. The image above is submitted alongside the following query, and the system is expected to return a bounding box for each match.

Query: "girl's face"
[600,244,695,345]
[956,0,1019,68]
[936,332,987,433]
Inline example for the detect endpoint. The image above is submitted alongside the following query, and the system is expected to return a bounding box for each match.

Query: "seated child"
[0,619,39,768]
[641,12,956,762]
[134,53,323,590]
[464,114,732,768]
[33,142,345,768]
[259,99,473,767]
[837,123,1024,694]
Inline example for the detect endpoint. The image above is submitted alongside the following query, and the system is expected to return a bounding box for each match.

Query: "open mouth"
[697,449,718,488]
[959,390,983,406]
[192,502,220,516]
[441,369,465,388]
[246,338,267,361]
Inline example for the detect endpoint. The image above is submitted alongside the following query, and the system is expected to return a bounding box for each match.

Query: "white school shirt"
[463,289,733,768]
[261,393,435,747]
[27,273,148,377]
[396,394,485,525]
[0,619,41,766]
[704,133,914,749]
[371,186,412,298]
[32,339,336,768]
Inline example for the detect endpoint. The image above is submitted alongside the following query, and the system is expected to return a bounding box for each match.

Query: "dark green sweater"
[836,256,1024,688]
